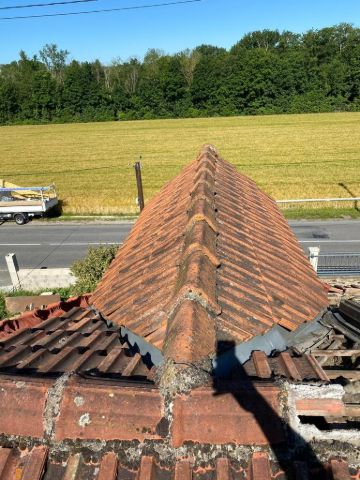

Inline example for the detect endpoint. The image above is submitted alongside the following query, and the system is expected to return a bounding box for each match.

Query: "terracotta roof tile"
[92,145,328,363]
[0,374,163,442]
[0,298,329,381]
[0,375,52,438]
[171,383,283,447]
[0,295,91,337]
[54,378,163,442]
[0,448,356,480]
[0,306,154,379]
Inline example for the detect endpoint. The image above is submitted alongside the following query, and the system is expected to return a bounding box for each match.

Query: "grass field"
[1,112,360,217]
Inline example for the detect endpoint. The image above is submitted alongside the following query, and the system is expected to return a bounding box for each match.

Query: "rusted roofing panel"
[92,146,328,363]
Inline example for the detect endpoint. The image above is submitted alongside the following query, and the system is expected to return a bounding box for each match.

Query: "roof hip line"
[163,145,221,363]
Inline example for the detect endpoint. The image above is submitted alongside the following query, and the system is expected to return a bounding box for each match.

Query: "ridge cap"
[163,147,221,363]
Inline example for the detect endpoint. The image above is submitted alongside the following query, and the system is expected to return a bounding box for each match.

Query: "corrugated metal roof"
[92,145,328,363]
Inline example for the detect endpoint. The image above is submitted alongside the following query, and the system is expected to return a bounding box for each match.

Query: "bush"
[0,292,8,320]
[70,244,118,295]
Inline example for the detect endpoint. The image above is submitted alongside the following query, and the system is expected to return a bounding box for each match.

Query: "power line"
[0,0,202,20]
[0,0,97,10]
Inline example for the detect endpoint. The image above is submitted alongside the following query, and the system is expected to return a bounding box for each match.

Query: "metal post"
[308,247,320,273]
[134,159,145,212]
[5,253,20,288]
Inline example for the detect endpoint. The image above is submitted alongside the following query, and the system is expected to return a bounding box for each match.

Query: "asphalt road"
[0,219,359,287]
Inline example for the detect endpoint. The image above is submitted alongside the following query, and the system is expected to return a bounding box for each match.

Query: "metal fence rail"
[316,253,360,276]
[277,197,360,204]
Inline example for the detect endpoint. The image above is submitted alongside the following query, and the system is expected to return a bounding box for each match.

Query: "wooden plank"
[315,337,344,365]
[296,398,345,417]
[306,355,330,381]
[312,349,360,357]
[5,295,60,314]
[324,369,360,380]
[344,404,360,417]
[122,353,141,377]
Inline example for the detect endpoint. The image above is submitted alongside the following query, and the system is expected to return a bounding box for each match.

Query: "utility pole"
[134,157,145,212]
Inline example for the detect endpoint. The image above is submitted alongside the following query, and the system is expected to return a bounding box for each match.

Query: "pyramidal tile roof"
[91,145,328,363]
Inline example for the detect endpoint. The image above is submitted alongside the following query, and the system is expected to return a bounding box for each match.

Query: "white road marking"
[0,243,42,246]
[300,240,360,243]
[0,242,121,246]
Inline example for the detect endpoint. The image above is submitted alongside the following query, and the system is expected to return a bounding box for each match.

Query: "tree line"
[0,23,359,124]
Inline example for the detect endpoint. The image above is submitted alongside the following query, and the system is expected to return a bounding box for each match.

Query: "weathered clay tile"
[91,145,328,364]
[0,448,356,480]
[0,376,52,438]
[54,378,163,441]
[97,452,118,480]
[0,295,91,338]
[20,447,48,480]
[171,384,283,447]
[250,452,272,480]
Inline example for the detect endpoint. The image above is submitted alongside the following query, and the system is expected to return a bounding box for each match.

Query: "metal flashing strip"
[94,310,164,366]
[213,311,331,378]
[120,326,164,366]
[213,325,290,378]
[110,310,333,374]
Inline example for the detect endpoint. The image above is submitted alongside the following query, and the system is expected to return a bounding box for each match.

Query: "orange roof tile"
[0,447,355,480]
[91,145,328,363]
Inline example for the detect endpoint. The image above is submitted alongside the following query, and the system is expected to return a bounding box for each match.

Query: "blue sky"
[1,0,360,64]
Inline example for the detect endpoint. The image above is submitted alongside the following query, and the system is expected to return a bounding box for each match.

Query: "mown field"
[1,112,359,217]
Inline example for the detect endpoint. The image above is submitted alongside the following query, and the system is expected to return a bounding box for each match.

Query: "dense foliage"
[70,245,118,295]
[1,24,359,124]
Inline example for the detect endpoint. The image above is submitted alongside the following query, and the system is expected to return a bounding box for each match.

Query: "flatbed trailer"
[0,183,58,225]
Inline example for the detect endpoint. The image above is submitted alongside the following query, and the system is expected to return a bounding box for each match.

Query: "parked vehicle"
[0,180,58,225]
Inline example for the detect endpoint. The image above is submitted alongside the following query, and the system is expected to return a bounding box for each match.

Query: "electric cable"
[0,0,202,20]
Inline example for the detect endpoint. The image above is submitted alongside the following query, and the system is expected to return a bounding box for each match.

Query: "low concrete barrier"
[17,268,76,289]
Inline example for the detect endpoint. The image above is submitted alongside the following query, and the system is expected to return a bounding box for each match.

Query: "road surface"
[0,220,359,287]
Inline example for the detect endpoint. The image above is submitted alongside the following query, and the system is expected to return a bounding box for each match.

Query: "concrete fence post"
[5,253,20,288]
[308,247,320,273]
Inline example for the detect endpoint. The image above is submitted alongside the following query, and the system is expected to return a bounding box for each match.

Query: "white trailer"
[0,183,58,225]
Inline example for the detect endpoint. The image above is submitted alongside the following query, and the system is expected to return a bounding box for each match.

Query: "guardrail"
[277,197,360,204]
[312,252,360,277]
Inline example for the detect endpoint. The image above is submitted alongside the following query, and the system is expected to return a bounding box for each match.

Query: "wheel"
[14,213,27,225]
